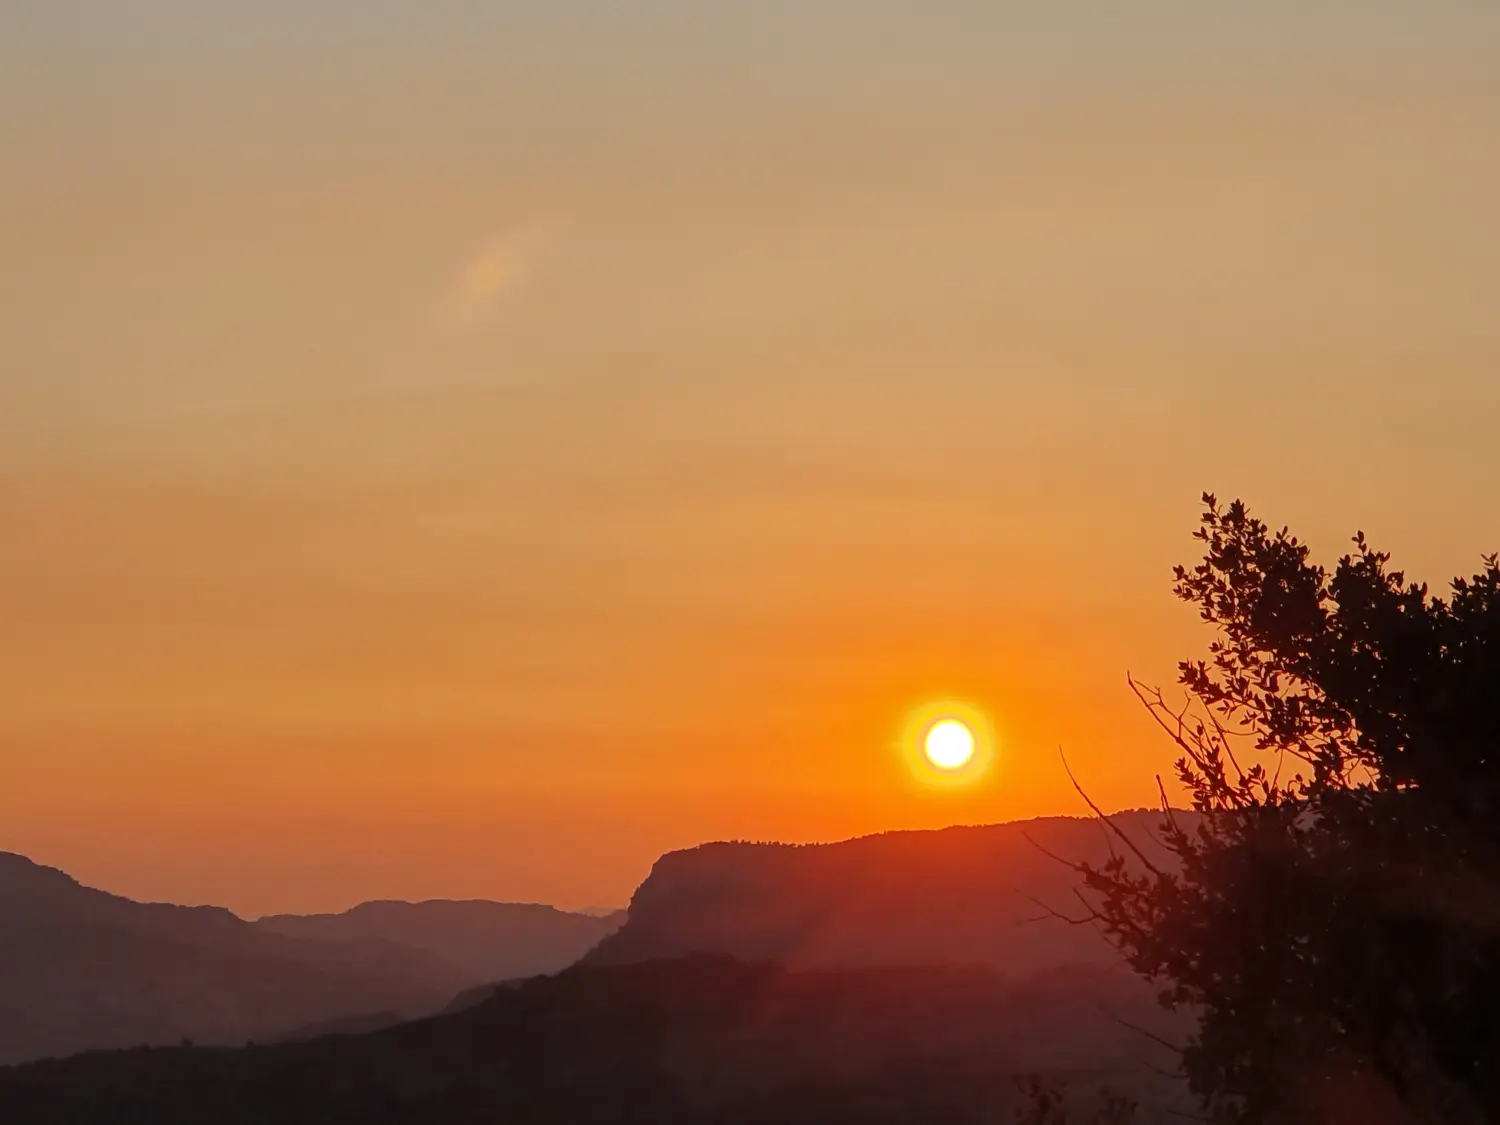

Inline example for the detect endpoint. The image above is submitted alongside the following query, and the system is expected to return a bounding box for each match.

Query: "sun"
[898,699,995,786]
[924,719,976,770]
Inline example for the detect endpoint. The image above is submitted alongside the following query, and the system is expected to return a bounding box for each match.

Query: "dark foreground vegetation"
[0,956,1188,1124]
[1078,497,1500,1124]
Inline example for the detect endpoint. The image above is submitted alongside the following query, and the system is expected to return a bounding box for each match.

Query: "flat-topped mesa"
[586,811,1188,975]
[256,900,625,983]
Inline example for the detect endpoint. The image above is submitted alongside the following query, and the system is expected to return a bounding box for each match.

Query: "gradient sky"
[2,2,1498,917]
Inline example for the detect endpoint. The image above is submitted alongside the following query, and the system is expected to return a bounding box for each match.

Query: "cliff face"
[586,812,1189,975]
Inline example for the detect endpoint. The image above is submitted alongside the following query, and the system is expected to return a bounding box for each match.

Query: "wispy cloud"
[438,222,554,335]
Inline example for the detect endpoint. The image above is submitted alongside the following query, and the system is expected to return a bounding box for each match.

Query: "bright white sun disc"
[924,719,976,770]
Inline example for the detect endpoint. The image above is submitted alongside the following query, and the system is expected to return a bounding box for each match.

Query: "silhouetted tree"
[1081,496,1500,1124]
[1014,1076,1140,1124]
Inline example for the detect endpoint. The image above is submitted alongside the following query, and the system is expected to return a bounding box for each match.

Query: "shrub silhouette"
[1079,496,1500,1124]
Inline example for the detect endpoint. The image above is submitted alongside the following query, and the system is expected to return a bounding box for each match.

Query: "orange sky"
[2,3,1498,916]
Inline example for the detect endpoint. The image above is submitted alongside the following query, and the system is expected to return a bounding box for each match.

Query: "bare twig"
[1098,1006,1185,1056]
[1013,887,1098,928]
[1022,831,1090,875]
[1061,748,1166,878]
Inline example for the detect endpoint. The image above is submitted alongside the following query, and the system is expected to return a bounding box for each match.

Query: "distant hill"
[256,900,624,984]
[586,811,1193,975]
[0,852,470,1064]
[0,855,617,1064]
[0,956,1193,1124]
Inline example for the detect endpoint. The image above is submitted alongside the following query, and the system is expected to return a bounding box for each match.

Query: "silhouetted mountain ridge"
[588,811,1193,974]
[0,810,1192,1078]
[0,852,244,938]
[0,854,621,1065]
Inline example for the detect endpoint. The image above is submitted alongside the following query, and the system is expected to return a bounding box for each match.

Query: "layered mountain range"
[0,853,622,1064]
[0,809,1190,1095]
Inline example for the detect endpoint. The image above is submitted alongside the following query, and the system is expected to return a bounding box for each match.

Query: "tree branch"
[1061,748,1166,877]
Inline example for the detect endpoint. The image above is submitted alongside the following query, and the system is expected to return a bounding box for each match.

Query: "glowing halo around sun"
[898,700,996,787]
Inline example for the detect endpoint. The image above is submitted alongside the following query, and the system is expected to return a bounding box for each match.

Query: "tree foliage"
[1082,496,1500,1124]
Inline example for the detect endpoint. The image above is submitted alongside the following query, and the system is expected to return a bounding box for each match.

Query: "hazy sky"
[2,2,1498,916]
